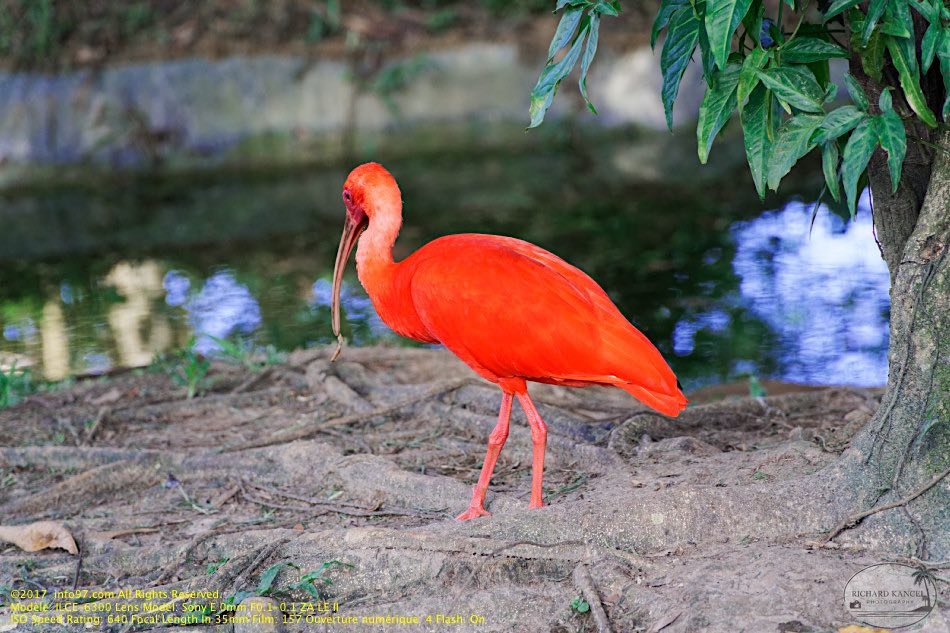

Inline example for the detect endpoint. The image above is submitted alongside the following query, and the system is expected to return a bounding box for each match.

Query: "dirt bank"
[0,347,945,632]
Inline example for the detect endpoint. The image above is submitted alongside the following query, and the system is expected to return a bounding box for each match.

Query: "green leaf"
[696,1,717,79]
[844,73,869,110]
[940,35,950,120]
[766,114,824,190]
[880,20,912,38]
[878,88,892,112]
[225,591,255,606]
[697,64,742,163]
[705,0,754,70]
[859,29,886,81]
[811,60,832,92]
[660,6,700,130]
[920,22,939,73]
[886,36,938,127]
[257,563,285,595]
[697,37,716,80]
[815,105,866,143]
[755,66,826,113]
[821,141,841,202]
[547,7,584,60]
[651,0,688,49]
[737,46,768,110]
[767,19,784,48]
[741,84,771,199]
[886,0,915,42]
[841,119,878,216]
[578,14,600,114]
[591,0,621,17]
[874,107,907,192]
[742,0,763,45]
[528,18,591,128]
[860,0,888,46]
[823,0,861,21]
[907,0,936,20]
[781,37,848,63]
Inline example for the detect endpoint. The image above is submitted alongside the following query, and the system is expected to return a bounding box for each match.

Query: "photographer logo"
[844,563,936,628]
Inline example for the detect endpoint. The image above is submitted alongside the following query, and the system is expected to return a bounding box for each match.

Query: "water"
[0,133,890,389]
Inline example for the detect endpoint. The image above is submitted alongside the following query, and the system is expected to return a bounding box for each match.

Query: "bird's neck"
[355,199,401,301]
[354,194,435,343]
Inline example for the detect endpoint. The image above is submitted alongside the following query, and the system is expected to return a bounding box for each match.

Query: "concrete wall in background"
[0,43,705,176]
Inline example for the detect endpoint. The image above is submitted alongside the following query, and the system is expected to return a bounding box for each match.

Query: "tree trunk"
[836,127,950,560]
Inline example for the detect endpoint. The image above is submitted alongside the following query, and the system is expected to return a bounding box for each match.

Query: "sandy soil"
[0,347,946,632]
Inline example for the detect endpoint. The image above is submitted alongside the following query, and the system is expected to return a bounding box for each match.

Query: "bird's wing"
[403,234,675,396]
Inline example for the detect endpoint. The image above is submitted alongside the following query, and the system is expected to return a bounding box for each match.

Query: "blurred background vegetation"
[0,1,611,70]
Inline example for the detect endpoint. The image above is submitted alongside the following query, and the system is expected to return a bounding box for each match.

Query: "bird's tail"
[616,382,688,417]
[597,319,689,416]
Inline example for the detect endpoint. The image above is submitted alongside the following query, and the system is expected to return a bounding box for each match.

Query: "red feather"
[402,234,686,415]
[333,162,687,520]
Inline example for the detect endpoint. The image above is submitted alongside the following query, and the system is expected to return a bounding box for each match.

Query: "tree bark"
[838,127,950,559]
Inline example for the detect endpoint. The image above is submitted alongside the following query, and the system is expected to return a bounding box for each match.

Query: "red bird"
[332,163,687,520]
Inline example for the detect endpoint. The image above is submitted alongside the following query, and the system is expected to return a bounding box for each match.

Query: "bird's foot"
[456,505,492,521]
[529,500,545,510]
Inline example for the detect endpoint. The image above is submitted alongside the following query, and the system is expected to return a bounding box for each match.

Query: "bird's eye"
[343,190,352,202]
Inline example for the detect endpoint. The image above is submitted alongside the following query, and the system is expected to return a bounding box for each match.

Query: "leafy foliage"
[0,362,33,408]
[288,560,353,599]
[155,338,211,399]
[532,0,950,216]
[527,1,622,128]
[207,335,284,371]
[224,559,353,607]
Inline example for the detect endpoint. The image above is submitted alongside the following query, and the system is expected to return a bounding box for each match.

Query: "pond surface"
[0,130,889,390]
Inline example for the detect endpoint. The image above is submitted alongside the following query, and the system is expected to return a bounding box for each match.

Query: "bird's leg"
[516,391,548,509]
[456,391,513,521]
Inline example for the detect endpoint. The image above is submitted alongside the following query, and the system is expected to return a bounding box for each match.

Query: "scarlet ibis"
[332,163,687,520]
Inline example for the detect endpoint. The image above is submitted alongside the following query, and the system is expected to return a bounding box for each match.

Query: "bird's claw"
[456,505,492,521]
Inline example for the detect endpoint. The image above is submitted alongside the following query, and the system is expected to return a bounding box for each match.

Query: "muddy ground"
[0,347,946,632]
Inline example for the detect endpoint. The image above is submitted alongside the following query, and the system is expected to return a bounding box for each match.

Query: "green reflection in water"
[0,129,813,387]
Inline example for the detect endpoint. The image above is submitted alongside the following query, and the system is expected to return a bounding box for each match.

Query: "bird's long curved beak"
[331,213,367,361]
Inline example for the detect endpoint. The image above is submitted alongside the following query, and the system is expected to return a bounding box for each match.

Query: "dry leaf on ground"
[0,520,78,554]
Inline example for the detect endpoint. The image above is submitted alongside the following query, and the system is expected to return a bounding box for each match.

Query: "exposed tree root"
[573,562,613,633]
[816,464,950,547]
[220,377,480,452]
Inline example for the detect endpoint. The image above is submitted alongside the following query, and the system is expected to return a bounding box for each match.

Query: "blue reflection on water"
[165,270,262,354]
[60,282,75,304]
[673,309,732,356]
[311,278,391,343]
[678,189,889,385]
[3,320,36,342]
[83,352,112,374]
[163,271,191,307]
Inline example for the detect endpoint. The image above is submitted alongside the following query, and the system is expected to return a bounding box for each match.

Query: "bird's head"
[341,161,393,224]
[331,162,400,358]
